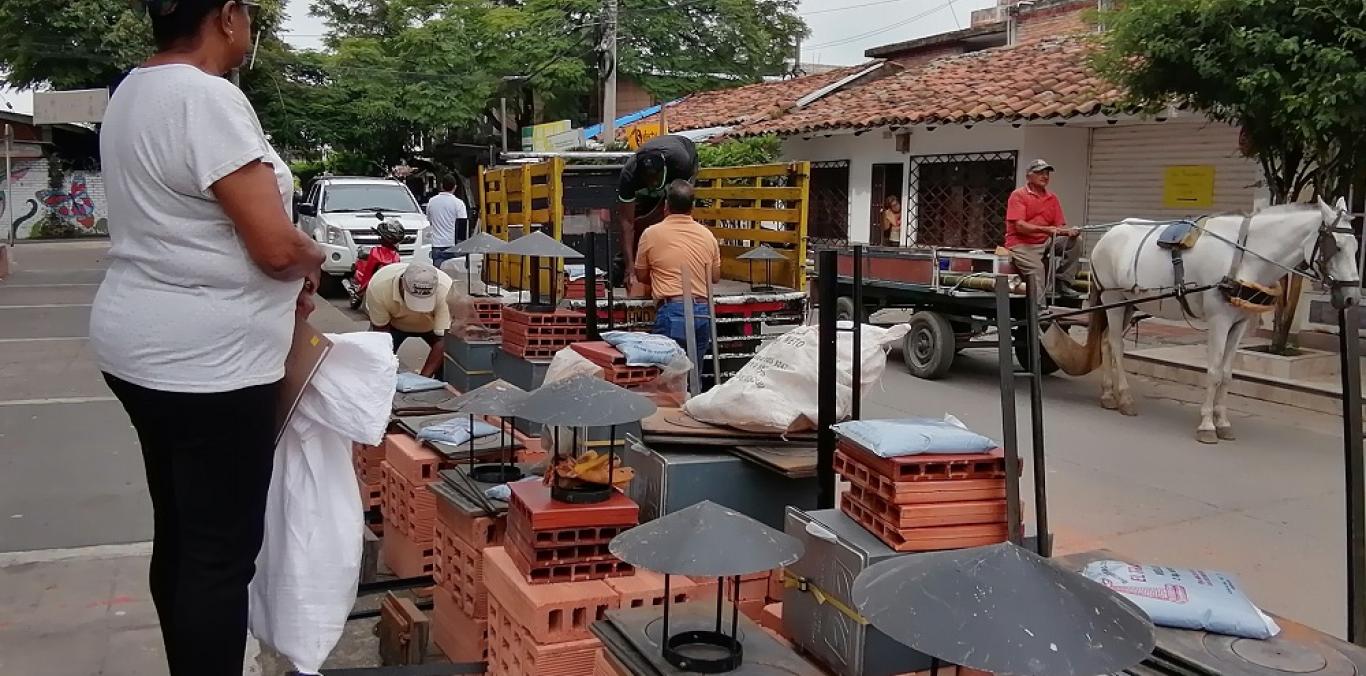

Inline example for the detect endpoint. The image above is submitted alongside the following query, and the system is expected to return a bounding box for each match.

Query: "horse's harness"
[1121,208,1353,315]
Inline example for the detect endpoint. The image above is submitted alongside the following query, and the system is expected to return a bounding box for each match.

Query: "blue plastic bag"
[601,331,683,367]
[416,417,501,445]
[831,417,996,457]
[1083,560,1281,639]
[395,372,446,393]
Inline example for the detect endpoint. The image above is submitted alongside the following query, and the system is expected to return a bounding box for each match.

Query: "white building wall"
[782,124,1024,244]
[1020,125,1090,231]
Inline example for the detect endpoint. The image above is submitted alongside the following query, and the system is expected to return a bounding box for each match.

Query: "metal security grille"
[808,160,851,249]
[908,151,1017,248]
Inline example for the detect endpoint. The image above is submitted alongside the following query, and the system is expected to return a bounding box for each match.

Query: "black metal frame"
[907,151,1017,249]
[808,159,852,249]
[816,247,1049,554]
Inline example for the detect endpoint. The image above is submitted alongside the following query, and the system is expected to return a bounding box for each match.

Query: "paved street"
[0,240,1355,674]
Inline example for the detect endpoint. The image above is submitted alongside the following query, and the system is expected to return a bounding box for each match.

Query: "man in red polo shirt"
[1005,159,1081,301]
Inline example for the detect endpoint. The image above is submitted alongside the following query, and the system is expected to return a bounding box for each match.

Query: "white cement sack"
[249,332,397,674]
[683,322,909,433]
[1082,560,1281,640]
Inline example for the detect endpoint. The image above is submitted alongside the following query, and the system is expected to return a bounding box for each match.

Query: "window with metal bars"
[808,160,851,249]
[908,151,1017,248]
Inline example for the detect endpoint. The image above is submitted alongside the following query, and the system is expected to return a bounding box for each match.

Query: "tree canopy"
[0,0,805,165]
[1096,0,1366,203]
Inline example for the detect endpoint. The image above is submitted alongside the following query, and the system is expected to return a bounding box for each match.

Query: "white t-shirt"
[90,64,296,393]
[425,191,468,248]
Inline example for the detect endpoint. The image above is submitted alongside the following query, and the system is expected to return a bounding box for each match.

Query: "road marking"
[0,303,93,309]
[0,396,117,407]
[0,541,152,566]
[0,337,86,343]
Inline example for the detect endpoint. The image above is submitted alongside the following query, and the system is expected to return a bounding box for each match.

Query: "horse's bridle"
[1307,207,1357,290]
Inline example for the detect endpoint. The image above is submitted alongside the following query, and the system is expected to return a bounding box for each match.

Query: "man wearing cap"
[1005,159,1081,302]
[617,134,700,289]
[365,262,453,377]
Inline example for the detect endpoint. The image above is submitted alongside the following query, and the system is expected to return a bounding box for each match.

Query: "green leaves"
[697,135,781,167]
[1096,0,1366,202]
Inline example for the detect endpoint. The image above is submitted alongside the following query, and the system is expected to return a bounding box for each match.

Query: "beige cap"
[400,264,440,313]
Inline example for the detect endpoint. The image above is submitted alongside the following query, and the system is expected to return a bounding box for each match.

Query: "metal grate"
[908,151,1017,248]
[808,160,851,249]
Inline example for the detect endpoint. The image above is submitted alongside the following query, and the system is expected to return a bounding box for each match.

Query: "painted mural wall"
[0,158,109,240]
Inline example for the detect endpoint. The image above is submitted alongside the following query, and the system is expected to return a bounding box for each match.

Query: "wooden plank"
[698,163,802,179]
[704,227,800,244]
[792,161,810,291]
[378,592,430,666]
[692,206,802,222]
[694,186,804,201]
[720,256,795,287]
[361,526,380,584]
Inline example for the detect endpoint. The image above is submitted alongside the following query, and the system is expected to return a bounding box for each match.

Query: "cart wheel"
[903,312,956,379]
[1013,325,1061,375]
[835,296,857,322]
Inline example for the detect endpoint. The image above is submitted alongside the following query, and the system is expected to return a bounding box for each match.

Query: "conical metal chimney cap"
[609,500,804,577]
[449,231,509,254]
[737,244,788,262]
[852,542,1155,676]
[500,231,583,259]
[516,374,655,427]
[446,379,528,417]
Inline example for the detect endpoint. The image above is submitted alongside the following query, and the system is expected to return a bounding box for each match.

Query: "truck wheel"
[1013,325,1061,375]
[903,312,956,379]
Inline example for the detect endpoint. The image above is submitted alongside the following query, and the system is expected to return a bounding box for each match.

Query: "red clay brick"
[382,525,435,578]
[837,440,1009,482]
[759,602,785,637]
[487,596,601,676]
[434,488,505,548]
[483,546,619,644]
[509,520,630,550]
[592,648,631,676]
[385,433,443,484]
[847,483,1007,529]
[841,493,1010,553]
[569,341,626,366]
[504,322,587,340]
[382,462,437,545]
[500,341,566,361]
[430,586,488,664]
[502,306,586,326]
[739,599,766,622]
[767,569,786,603]
[835,452,1007,504]
[433,523,489,618]
[506,538,635,584]
[724,575,771,603]
[604,571,709,610]
[509,482,639,531]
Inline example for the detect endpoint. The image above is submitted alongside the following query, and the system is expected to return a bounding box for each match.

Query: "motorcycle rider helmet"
[374,219,406,247]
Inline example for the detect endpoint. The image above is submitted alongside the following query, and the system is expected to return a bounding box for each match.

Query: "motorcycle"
[344,219,405,310]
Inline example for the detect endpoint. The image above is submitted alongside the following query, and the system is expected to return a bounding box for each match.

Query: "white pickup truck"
[296,176,433,282]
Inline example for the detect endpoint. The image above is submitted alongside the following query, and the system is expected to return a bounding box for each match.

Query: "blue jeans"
[654,300,712,358]
[431,248,456,271]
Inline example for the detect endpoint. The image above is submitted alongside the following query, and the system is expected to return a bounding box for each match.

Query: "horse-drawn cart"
[826,246,1082,379]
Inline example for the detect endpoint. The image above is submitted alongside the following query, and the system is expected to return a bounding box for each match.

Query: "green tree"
[1096,0,1366,351]
[0,0,151,90]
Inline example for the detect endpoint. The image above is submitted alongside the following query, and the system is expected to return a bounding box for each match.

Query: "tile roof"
[625,63,881,135]
[732,35,1124,137]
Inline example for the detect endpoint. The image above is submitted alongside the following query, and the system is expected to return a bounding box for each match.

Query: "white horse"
[1069,198,1359,444]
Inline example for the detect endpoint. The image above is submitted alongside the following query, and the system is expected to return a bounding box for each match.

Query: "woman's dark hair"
[144,0,232,50]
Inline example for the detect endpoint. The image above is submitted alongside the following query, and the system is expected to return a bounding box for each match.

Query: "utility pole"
[601,0,619,144]
[4,124,13,247]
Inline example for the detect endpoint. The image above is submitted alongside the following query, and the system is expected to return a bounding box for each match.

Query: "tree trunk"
[1271,275,1304,354]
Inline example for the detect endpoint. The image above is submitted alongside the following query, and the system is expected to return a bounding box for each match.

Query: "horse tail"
[1040,280,1106,376]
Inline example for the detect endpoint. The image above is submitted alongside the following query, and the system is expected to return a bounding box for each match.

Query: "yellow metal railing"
[478,158,565,292]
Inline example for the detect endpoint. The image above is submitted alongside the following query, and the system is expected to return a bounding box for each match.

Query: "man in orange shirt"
[634,180,721,355]
[1005,159,1081,301]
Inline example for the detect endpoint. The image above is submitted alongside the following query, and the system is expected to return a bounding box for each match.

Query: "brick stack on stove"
[501,306,586,361]
[480,481,640,676]
[568,342,659,388]
[353,442,386,532]
[835,435,1017,552]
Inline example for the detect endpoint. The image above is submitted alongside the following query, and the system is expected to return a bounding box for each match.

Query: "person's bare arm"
[618,202,638,269]
[633,238,652,285]
[215,161,323,280]
[711,242,722,284]
[421,338,444,378]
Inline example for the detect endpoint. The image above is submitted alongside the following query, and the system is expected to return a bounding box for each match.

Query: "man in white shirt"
[426,176,468,270]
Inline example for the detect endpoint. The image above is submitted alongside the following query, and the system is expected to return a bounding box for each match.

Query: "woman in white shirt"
[90,1,323,673]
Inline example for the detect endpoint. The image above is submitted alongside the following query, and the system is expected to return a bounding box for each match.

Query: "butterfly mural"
[38,176,98,230]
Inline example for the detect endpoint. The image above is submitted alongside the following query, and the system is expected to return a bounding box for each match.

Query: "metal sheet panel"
[784,507,932,676]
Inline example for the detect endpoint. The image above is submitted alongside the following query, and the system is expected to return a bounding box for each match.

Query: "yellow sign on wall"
[1162,165,1216,209]
[624,122,663,150]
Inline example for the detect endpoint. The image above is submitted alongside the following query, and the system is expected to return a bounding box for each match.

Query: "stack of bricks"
[564,278,608,301]
[504,481,637,584]
[429,487,506,664]
[380,433,443,578]
[501,306,586,360]
[569,341,661,387]
[835,436,1015,553]
[353,441,386,518]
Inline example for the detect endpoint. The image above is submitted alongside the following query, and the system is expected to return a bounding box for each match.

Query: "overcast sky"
[0,0,993,113]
